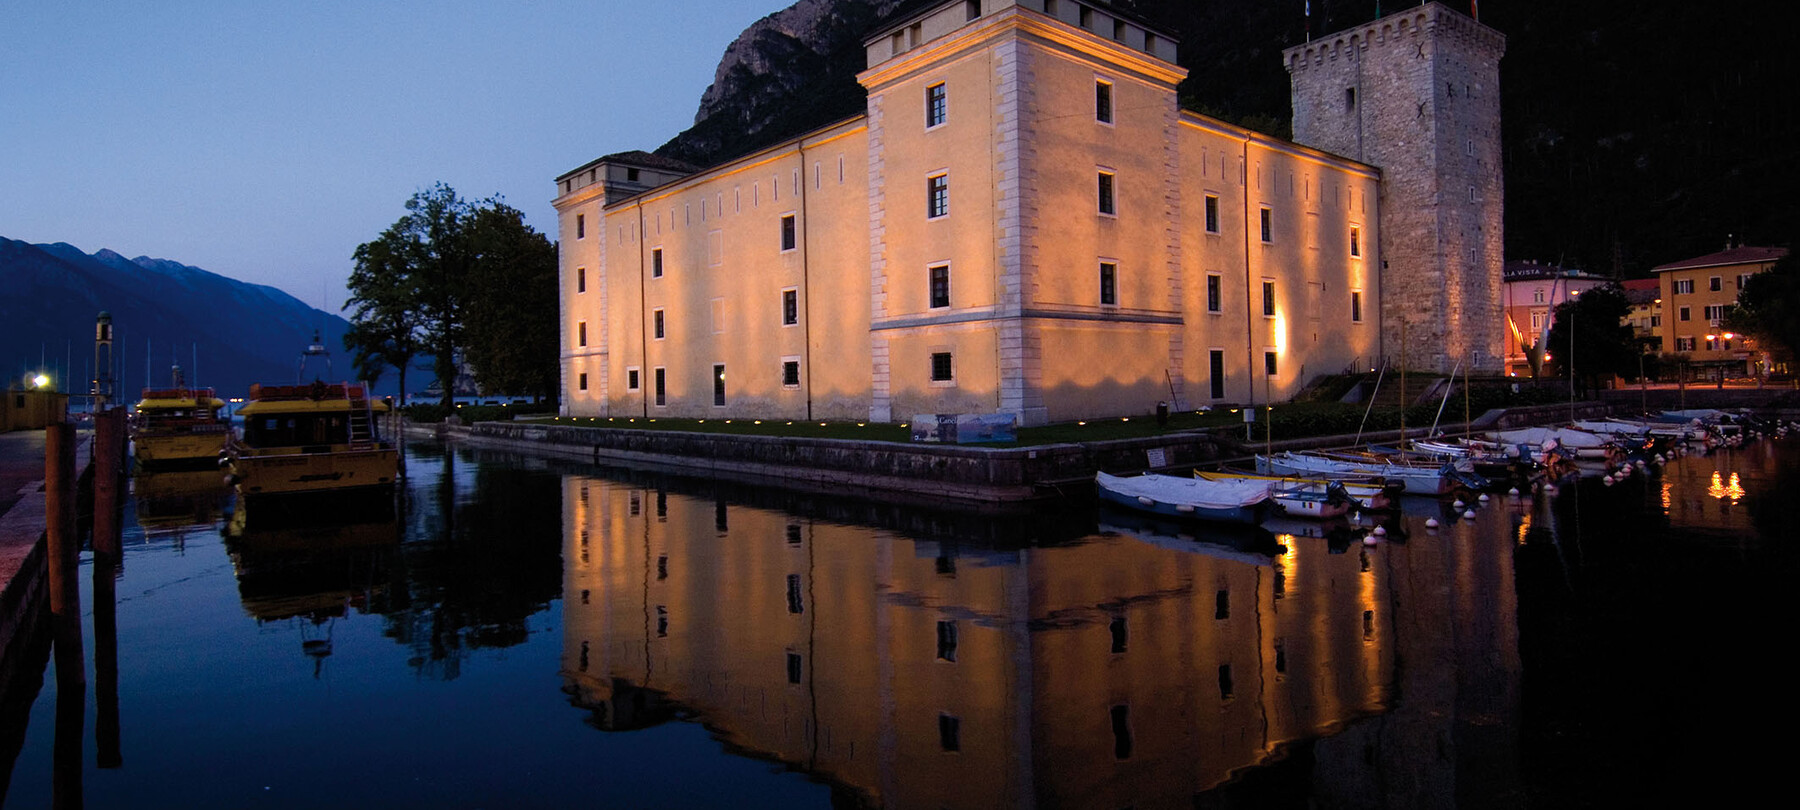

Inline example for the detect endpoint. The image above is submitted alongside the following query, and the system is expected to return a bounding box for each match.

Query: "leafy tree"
[462,203,558,400]
[1544,284,1636,394]
[1724,249,1800,365]
[344,226,423,398]
[347,184,559,407]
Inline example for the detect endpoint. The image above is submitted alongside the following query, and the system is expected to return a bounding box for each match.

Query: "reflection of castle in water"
[560,477,1521,807]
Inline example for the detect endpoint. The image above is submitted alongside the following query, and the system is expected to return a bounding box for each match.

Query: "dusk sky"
[1,0,781,314]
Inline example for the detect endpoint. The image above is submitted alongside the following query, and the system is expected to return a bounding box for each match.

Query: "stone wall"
[1285,3,1506,373]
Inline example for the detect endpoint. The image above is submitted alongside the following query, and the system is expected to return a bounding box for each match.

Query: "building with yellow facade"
[556,1,1503,425]
[1653,243,1787,378]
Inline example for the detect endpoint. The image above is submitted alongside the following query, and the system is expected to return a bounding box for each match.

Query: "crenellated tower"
[1285,2,1505,373]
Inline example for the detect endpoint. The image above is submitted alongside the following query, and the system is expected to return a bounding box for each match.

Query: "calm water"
[3,438,1795,808]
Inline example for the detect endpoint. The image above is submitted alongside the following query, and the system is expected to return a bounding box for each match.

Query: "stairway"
[347,385,376,450]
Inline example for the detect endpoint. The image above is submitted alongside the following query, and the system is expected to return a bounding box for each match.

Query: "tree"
[462,203,558,400]
[1724,249,1800,366]
[346,184,560,408]
[343,226,423,399]
[1544,284,1637,394]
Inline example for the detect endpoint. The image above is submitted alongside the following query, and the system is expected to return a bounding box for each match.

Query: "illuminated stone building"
[557,0,1502,425]
[1652,243,1787,377]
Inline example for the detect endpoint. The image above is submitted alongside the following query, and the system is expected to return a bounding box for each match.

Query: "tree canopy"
[1724,250,1800,364]
[344,184,558,406]
[1543,284,1638,393]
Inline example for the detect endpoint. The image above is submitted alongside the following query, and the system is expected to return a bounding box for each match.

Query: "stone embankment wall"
[432,421,1235,503]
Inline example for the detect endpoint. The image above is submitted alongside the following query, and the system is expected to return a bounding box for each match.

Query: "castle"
[555,0,1503,425]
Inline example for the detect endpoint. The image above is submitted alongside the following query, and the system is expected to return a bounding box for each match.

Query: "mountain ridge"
[1,236,362,400]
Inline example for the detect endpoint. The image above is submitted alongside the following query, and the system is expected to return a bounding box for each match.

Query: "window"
[936,620,958,661]
[1533,288,1545,304]
[929,265,950,309]
[782,289,799,325]
[930,351,954,382]
[578,372,588,391]
[1674,278,1694,294]
[1676,336,1697,351]
[1678,306,1691,322]
[925,82,947,128]
[576,266,586,293]
[1345,86,1356,111]
[1097,172,1115,215]
[626,167,640,182]
[1704,304,1726,322]
[1265,351,1279,377]
[1206,274,1222,313]
[651,248,664,278]
[780,214,797,251]
[1204,195,1219,233]
[782,359,801,388]
[653,368,666,406]
[713,364,726,406]
[577,321,587,347]
[1351,290,1363,322]
[1209,350,1225,399]
[1109,616,1128,654]
[1260,208,1273,243]
[1262,280,1276,317]
[1099,262,1117,306]
[1710,276,1721,292]
[1349,226,1361,257]
[626,367,639,391]
[965,0,980,20]
[786,574,803,614]
[787,652,803,685]
[653,309,665,339]
[576,213,585,239]
[928,174,949,218]
[1111,705,1132,760]
[939,714,961,752]
[1739,273,1754,289]
[1095,80,1113,123]
[1530,312,1543,331]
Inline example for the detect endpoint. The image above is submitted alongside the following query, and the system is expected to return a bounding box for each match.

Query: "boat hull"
[1095,473,1272,524]
[134,429,232,470]
[229,447,400,499]
[1262,453,1452,495]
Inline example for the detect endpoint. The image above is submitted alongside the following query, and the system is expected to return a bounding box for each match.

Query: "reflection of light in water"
[1661,482,1673,512]
[1516,513,1532,546]
[1704,470,1746,504]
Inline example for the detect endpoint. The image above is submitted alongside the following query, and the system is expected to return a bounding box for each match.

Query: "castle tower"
[1285,3,1506,373]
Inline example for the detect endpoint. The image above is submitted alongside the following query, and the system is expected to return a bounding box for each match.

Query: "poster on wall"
[910,413,1017,444]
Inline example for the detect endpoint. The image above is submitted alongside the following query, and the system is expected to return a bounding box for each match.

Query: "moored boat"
[131,383,232,470]
[1196,469,1358,518]
[1259,450,1481,495]
[223,380,398,501]
[1096,471,1273,524]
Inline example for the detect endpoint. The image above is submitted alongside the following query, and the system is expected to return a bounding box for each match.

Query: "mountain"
[0,236,359,399]
[652,0,1797,277]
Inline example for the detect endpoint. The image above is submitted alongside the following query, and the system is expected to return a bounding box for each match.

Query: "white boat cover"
[1487,426,1609,449]
[1097,472,1271,509]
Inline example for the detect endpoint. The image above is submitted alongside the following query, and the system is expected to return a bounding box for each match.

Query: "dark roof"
[557,150,701,182]
[866,0,1173,45]
[1651,246,1787,273]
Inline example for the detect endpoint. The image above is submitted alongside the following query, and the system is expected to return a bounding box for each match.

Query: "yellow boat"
[224,381,399,500]
[132,385,232,470]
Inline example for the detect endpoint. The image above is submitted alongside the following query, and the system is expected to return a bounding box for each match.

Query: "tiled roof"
[1651,246,1787,273]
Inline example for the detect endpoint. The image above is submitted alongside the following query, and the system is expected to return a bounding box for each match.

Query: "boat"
[1196,469,1360,518]
[1486,426,1612,459]
[224,381,399,501]
[223,333,399,502]
[1238,460,1403,510]
[131,372,232,470]
[1259,450,1480,495]
[1095,471,1273,524]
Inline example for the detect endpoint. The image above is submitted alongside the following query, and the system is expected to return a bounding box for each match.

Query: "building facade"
[1620,278,1661,350]
[556,0,1501,425]
[1653,243,1788,376]
[1497,260,1607,377]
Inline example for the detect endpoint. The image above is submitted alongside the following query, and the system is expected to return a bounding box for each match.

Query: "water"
[3,438,1795,808]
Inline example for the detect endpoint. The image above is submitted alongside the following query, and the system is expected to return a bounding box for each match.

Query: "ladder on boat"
[347,384,377,450]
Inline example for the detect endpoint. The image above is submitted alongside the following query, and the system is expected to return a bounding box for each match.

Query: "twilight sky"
[1,0,781,314]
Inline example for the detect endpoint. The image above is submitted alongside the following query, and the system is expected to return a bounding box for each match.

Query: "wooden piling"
[93,406,125,556]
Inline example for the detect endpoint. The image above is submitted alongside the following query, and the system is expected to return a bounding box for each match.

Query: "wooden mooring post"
[45,422,85,809]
